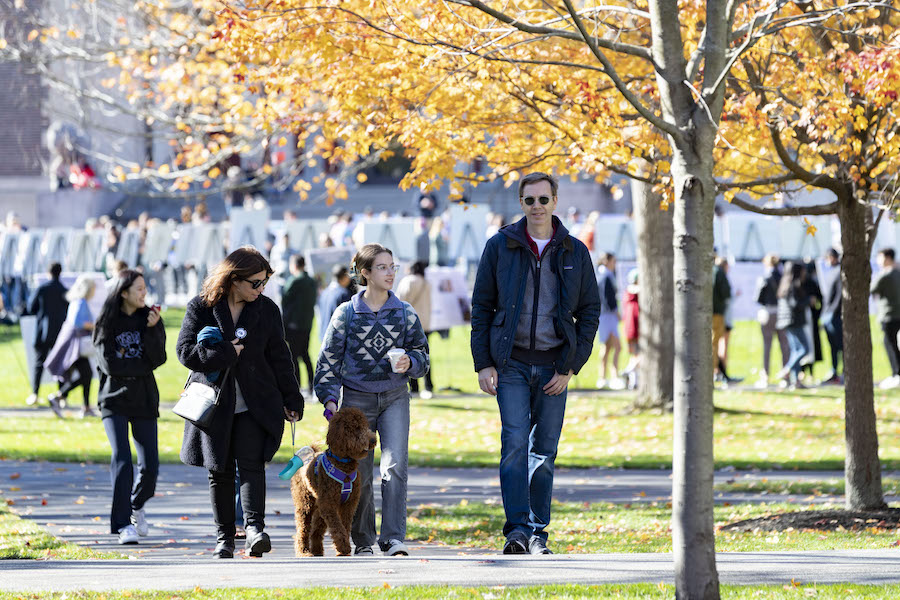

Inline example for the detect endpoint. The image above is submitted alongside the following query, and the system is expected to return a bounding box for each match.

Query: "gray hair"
[66,274,96,302]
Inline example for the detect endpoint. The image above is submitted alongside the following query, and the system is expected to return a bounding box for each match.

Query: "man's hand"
[543,370,574,396]
[478,366,499,396]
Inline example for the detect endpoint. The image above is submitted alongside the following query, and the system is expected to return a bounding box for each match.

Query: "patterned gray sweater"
[314,290,429,403]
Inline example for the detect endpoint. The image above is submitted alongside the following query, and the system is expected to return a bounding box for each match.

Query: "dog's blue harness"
[315,450,357,504]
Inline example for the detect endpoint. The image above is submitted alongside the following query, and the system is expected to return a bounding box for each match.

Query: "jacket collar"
[351,290,402,314]
[211,295,262,341]
[502,215,572,252]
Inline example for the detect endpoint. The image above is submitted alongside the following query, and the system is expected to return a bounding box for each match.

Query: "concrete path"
[2,459,900,591]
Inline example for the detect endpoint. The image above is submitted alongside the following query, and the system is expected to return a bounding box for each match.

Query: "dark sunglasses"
[522,195,552,206]
[241,276,269,289]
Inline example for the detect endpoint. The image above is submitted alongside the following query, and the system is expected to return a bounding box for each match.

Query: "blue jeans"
[342,385,410,551]
[784,326,810,383]
[496,358,567,543]
[102,414,159,534]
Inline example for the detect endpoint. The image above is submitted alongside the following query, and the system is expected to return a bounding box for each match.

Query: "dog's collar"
[315,452,357,503]
[326,449,353,464]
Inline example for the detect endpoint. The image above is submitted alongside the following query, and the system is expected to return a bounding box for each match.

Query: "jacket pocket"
[492,310,506,327]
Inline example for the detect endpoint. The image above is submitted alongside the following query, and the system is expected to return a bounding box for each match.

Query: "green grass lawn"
[407,499,900,554]
[1,312,890,408]
[1,584,900,599]
[0,502,121,559]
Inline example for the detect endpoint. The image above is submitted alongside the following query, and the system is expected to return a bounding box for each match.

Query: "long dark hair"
[777,261,806,299]
[201,245,273,306]
[94,269,144,344]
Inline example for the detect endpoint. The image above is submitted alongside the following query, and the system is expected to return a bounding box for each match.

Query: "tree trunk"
[631,176,675,411]
[670,152,720,600]
[839,194,885,510]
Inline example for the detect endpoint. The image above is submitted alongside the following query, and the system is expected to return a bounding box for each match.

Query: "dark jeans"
[496,358,567,543]
[822,311,843,377]
[102,414,159,533]
[285,327,313,391]
[32,346,50,395]
[883,320,900,376]
[784,326,810,384]
[59,356,92,408]
[408,371,433,393]
[208,412,268,542]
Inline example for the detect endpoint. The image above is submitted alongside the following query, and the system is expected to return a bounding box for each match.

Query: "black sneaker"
[528,537,553,555]
[502,536,528,554]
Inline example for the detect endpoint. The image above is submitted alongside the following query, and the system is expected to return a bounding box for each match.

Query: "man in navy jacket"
[470,172,600,555]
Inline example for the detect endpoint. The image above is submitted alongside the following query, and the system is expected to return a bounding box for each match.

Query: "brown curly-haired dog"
[291,407,377,556]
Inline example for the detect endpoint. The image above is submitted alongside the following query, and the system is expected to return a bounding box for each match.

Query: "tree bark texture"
[839,194,885,510]
[631,177,675,411]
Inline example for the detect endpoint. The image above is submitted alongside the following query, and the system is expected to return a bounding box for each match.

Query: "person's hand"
[231,338,244,356]
[147,307,161,328]
[284,407,300,422]
[543,370,573,396]
[323,400,337,421]
[478,366,498,396]
[394,354,411,373]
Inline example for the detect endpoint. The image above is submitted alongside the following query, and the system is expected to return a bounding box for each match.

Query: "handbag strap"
[212,366,232,406]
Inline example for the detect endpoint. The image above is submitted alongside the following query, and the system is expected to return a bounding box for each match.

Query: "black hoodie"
[94,307,167,418]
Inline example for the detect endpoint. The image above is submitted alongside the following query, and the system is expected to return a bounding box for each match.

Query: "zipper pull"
[536,260,541,268]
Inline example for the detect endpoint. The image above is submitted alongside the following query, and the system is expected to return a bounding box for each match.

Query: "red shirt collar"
[524,223,557,258]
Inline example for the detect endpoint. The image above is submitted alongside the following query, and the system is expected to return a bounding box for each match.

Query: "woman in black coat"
[177,246,303,559]
[93,270,166,545]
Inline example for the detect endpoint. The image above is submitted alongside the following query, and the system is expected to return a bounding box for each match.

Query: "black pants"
[32,346,50,395]
[102,414,158,533]
[883,319,900,376]
[59,356,92,408]
[409,331,433,393]
[208,412,268,542]
[285,327,313,391]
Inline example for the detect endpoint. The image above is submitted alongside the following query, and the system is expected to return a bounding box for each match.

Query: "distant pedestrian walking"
[24,262,68,407]
[397,260,434,398]
[871,248,900,389]
[317,265,354,341]
[621,269,641,390]
[776,262,812,389]
[45,274,97,418]
[595,252,621,389]
[281,255,318,395]
[820,249,843,384]
[92,270,166,545]
[754,254,789,388]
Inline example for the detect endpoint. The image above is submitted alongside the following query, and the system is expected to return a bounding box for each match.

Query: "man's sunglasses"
[241,277,269,289]
[522,195,553,206]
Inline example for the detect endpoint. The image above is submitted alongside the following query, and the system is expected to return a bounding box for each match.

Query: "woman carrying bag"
[176,246,303,559]
[45,274,97,418]
[93,270,166,545]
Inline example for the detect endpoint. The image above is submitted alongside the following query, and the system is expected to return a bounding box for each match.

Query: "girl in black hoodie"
[93,270,167,545]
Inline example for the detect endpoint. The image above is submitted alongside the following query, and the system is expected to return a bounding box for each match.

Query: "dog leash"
[290,420,295,454]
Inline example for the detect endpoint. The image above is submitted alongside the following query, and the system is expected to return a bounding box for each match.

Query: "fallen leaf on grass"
[8,486,20,492]
[9,473,20,480]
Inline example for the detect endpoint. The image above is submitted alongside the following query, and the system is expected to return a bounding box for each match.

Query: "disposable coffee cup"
[387,348,406,373]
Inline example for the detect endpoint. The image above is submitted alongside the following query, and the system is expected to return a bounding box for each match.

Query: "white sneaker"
[754,376,769,390]
[595,378,607,390]
[25,394,38,406]
[383,539,409,556]
[118,524,139,545]
[608,377,626,391]
[354,545,374,555]
[420,390,433,400]
[131,508,149,537]
[48,394,63,418]
[879,375,900,390]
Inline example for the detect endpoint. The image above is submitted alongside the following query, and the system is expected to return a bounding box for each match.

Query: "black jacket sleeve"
[470,237,500,372]
[569,245,602,375]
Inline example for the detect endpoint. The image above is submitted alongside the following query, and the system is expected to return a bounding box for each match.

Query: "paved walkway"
[2,459,900,590]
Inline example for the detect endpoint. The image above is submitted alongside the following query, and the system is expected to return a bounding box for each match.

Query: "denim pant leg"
[496,359,534,540]
[343,389,379,548]
[528,365,567,543]
[129,417,159,513]
[822,313,843,376]
[377,388,410,549]
[785,326,809,383]
[103,414,134,534]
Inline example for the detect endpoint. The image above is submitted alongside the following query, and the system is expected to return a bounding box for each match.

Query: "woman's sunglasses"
[241,276,269,289]
[522,195,552,206]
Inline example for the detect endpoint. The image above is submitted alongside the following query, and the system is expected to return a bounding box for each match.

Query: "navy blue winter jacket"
[470,216,601,375]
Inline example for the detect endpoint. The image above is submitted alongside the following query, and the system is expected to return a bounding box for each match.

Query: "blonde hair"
[66,274,96,302]
[351,243,392,287]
